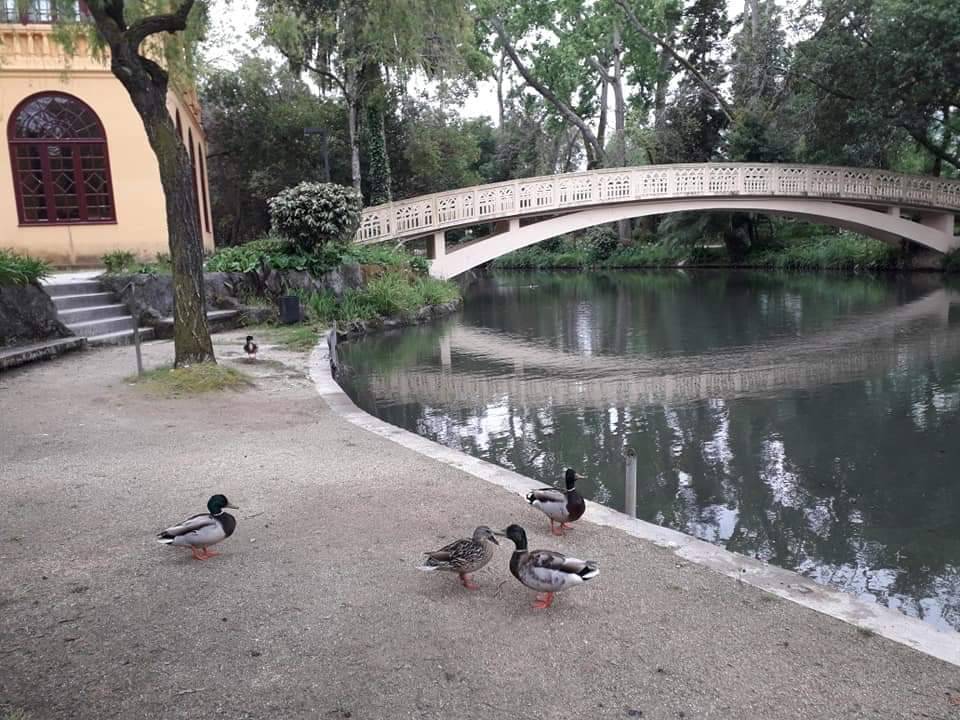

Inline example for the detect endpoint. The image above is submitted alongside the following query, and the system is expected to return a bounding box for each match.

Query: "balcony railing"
[1,0,81,24]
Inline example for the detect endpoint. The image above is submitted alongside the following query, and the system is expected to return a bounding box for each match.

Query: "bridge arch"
[430,198,958,278]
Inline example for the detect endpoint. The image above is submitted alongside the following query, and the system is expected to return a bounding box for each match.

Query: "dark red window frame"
[198,146,211,233]
[187,128,201,232]
[7,91,116,226]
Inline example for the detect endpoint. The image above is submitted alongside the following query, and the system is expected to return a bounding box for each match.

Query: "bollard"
[623,446,638,518]
[131,284,143,377]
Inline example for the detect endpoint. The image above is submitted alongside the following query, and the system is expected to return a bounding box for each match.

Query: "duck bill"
[226,503,239,509]
[489,535,500,545]
[574,473,586,481]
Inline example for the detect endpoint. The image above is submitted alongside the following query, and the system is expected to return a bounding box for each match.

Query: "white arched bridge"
[354,163,960,278]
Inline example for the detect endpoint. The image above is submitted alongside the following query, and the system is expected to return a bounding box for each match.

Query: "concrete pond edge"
[307,330,960,668]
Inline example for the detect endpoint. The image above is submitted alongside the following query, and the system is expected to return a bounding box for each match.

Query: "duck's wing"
[524,550,599,588]
[158,512,216,538]
[421,538,473,565]
[526,487,566,505]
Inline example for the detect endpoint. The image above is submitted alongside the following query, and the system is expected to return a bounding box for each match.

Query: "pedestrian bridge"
[354,163,960,278]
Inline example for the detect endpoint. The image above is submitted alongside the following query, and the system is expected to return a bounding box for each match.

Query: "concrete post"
[428,230,446,260]
[439,334,451,369]
[623,446,638,518]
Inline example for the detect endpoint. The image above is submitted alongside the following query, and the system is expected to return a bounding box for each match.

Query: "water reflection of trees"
[337,271,960,630]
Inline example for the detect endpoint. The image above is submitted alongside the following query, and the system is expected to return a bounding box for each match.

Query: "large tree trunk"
[345,65,362,193]
[105,38,214,366]
[612,25,630,245]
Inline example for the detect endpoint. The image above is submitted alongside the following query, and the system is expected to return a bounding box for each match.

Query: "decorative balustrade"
[355,163,960,245]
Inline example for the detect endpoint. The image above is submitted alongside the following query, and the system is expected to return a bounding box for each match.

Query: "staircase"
[44,279,155,346]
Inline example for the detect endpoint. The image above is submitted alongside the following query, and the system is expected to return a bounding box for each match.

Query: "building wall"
[0,24,214,267]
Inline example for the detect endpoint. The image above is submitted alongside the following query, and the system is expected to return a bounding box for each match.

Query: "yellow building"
[1,4,214,267]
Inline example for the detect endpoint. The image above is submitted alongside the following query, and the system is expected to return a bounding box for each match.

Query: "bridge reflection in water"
[336,272,960,631]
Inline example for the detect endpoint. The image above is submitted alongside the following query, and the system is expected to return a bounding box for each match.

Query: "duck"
[526,468,586,536]
[498,524,598,609]
[417,526,500,589]
[157,494,238,560]
[243,335,258,361]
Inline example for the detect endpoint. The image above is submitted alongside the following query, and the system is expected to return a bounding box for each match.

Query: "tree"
[658,0,731,162]
[57,0,214,365]
[202,57,351,245]
[793,0,960,175]
[261,0,481,201]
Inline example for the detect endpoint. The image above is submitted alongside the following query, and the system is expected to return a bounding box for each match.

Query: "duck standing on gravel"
[417,526,500,589]
[498,524,598,609]
[243,335,258,361]
[526,468,586,536]
[157,494,238,560]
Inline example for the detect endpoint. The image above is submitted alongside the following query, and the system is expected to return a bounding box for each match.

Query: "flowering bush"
[267,182,363,251]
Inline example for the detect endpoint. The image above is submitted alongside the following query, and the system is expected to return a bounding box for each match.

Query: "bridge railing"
[356,163,960,245]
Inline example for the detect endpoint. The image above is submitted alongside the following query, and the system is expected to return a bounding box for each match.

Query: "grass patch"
[2,709,31,720]
[0,248,51,285]
[262,324,322,351]
[128,363,252,397]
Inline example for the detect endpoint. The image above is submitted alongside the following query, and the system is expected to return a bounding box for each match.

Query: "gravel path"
[1,331,958,720]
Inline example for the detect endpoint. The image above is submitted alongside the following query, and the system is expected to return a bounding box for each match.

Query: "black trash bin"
[279,295,302,324]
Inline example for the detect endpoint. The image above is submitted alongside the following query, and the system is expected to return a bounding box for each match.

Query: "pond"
[336,270,960,632]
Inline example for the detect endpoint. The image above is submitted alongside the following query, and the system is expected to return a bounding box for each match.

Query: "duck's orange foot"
[459,574,480,590]
[532,592,555,609]
[549,520,564,537]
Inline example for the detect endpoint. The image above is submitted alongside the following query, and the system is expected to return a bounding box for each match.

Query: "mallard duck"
[157,494,238,560]
[417,526,500,589]
[243,336,258,361]
[498,524,598,609]
[526,468,586,536]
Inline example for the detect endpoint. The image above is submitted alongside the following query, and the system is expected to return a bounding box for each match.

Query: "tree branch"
[613,0,734,123]
[901,124,960,171]
[126,0,195,49]
[491,16,606,165]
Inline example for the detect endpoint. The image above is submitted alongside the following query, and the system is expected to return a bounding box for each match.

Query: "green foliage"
[342,244,431,275]
[748,233,901,271]
[602,243,697,268]
[206,236,428,279]
[267,182,363,251]
[101,250,137,273]
[300,271,460,326]
[202,57,354,245]
[0,249,52,286]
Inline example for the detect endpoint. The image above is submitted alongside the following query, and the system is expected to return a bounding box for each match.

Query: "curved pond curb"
[308,330,959,668]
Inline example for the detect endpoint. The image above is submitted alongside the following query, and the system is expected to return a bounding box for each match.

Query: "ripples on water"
[337,270,960,631]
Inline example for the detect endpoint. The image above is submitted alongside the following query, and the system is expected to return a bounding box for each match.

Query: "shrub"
[749,233,899,270]
[101,250,137,273]
[267,182,362,251]
[0,249,52,285]
[584,225,619,263]
[343,244,430,274]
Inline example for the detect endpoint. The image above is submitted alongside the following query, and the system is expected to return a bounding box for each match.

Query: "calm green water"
[337,270,960,631]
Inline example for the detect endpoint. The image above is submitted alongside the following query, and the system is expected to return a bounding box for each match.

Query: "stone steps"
[43,278,155,346]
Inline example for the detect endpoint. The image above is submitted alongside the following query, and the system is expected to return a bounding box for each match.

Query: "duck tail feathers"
[525,491,536,505]
[579,561,599,581]
[157,535,174,545]
[416,564,441,572]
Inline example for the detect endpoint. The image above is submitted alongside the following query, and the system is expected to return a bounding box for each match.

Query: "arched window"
[7,92,115,225]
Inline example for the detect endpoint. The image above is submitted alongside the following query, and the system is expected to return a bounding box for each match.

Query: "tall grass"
[0,249,51,286]
[748,233,899,270]
[299,270,459,326]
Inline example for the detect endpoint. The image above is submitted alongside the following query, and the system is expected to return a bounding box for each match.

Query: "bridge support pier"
[427,230,446,260]
[918,211,955,237]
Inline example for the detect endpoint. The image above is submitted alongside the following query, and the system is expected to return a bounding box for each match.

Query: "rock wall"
[0,283,73,347]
